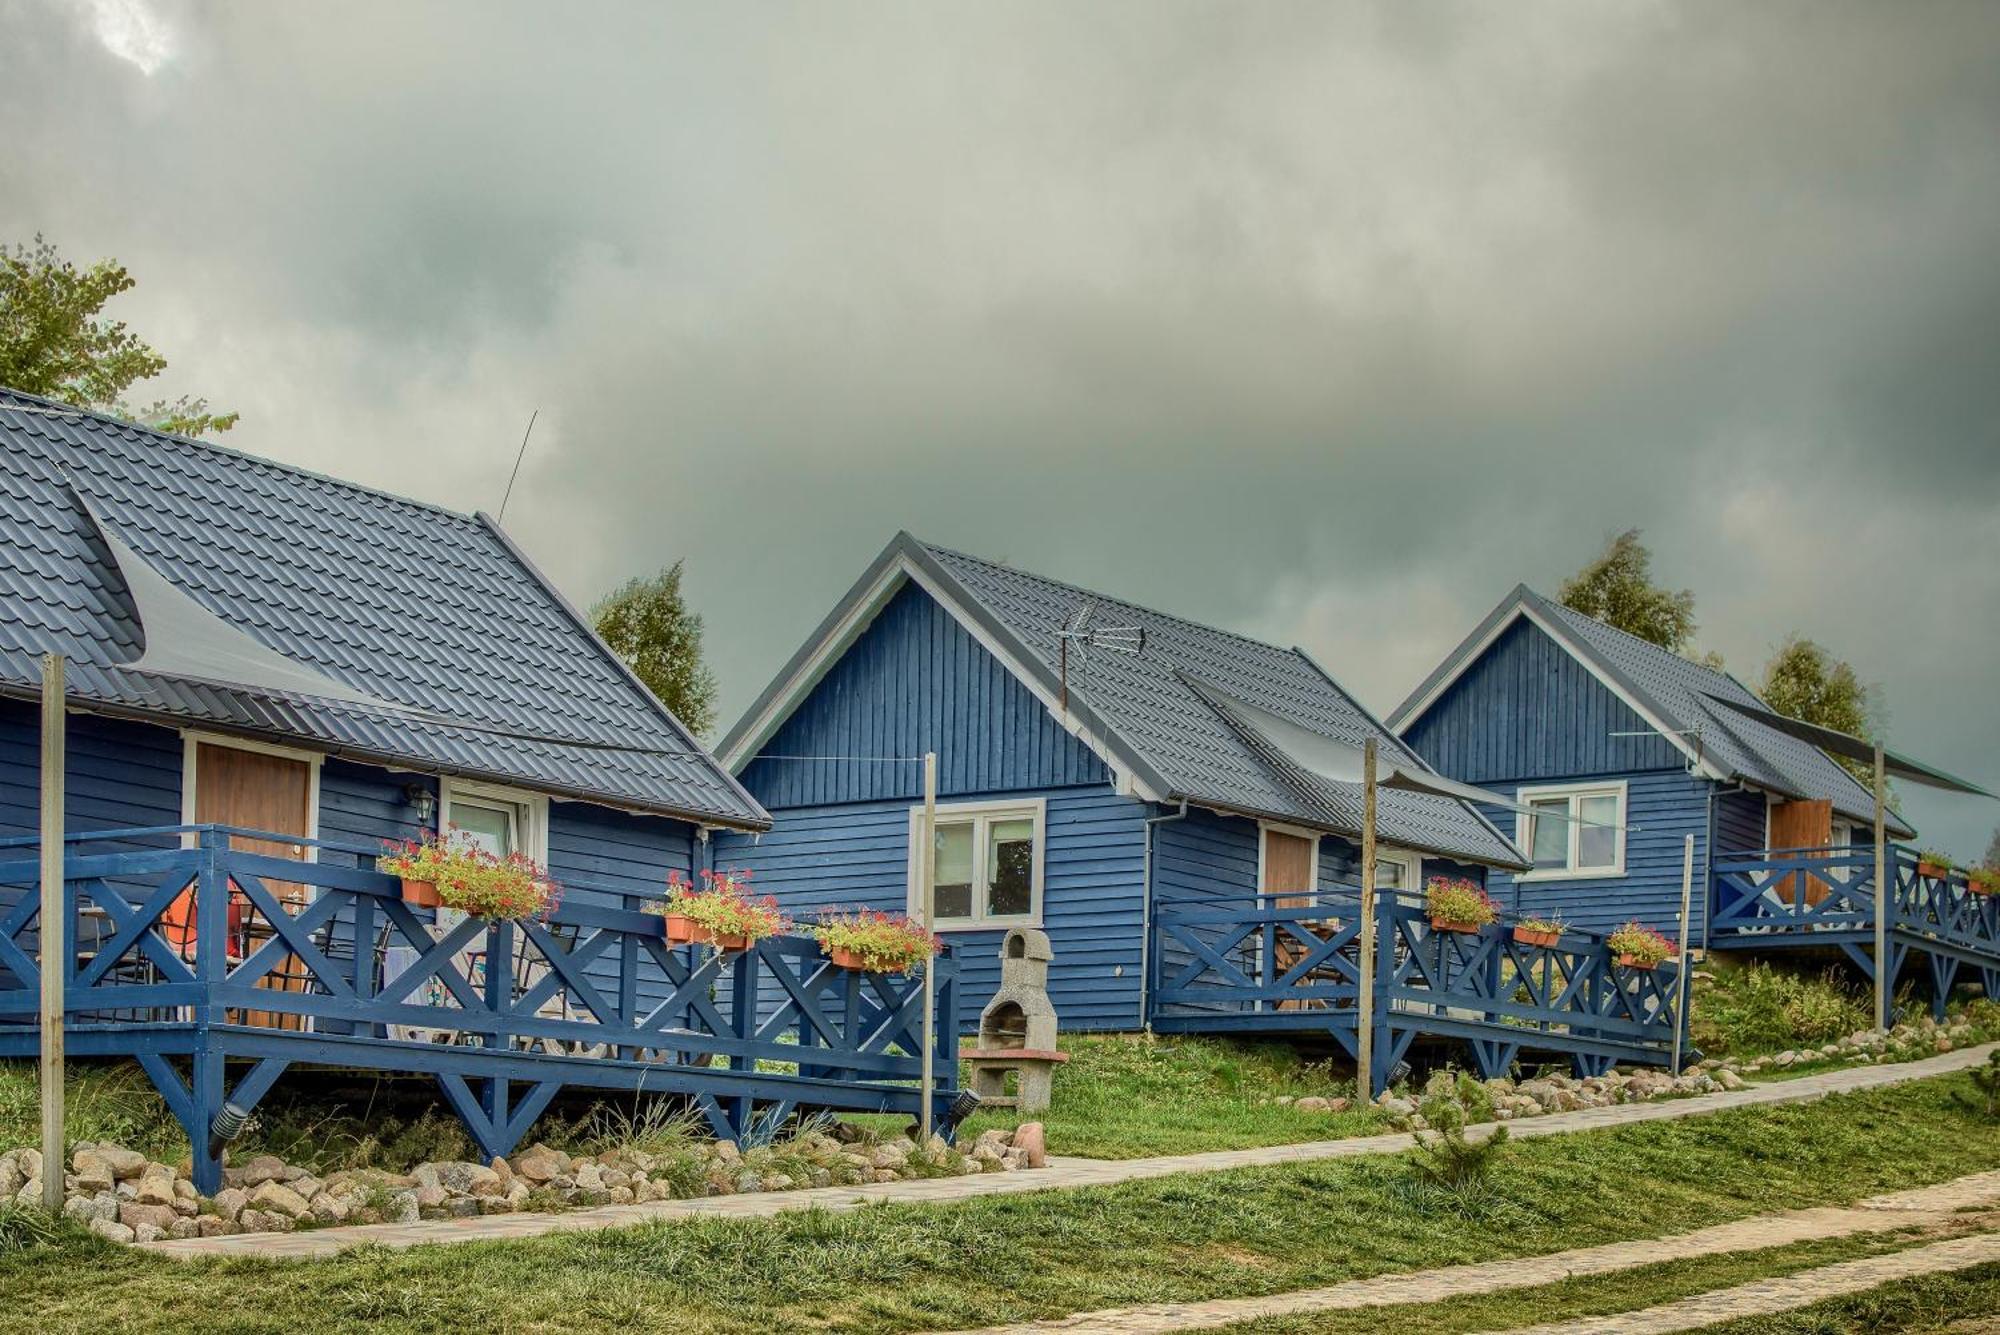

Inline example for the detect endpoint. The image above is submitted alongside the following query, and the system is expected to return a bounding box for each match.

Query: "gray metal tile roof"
[0,389,768,829]
[911,540,1526,867]
[1396,582,1910,838]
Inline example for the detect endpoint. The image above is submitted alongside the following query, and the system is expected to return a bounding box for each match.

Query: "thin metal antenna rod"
[497,409,539,523]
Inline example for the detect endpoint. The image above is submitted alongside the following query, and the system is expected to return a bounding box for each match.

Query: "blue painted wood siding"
[740,581,1108,808]
[1714,787,1767,854]
[1,701,181,846]
[1477,769,1713,938]
[715,787,1149,1030]
[1403,617,1686,782]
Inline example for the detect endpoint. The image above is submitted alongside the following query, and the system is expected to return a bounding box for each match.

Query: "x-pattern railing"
[1712,846,1999,963]
[0,827,956,1091]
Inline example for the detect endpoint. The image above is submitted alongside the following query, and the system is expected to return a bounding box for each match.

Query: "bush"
[1408,1092,1509,1192]
[1689,960,1872,1057]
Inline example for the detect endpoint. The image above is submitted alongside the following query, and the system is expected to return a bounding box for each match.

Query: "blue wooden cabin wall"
[724,579,1157,1028]
[1399,618,1726,939]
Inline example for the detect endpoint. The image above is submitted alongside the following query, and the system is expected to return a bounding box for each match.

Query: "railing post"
[38,652,65,1213]
[486,919,514,1051]
[195,829,229,1023]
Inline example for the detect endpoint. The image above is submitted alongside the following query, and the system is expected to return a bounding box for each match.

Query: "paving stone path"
[1487,1230,2000,1334]
[946,1170,2000,1334]
[144,1041,1996,1260]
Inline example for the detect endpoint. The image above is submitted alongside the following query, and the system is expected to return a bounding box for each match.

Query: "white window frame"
[179,731,323,860]
[1514,780,1627,882]
[439,777,550,863]
[908,798,1046,931]
[1374,848,1422,894]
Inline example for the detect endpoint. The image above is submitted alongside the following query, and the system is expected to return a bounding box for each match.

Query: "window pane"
[451,801,515,857]
[1576,794,1619,868]
[1529,800,1568,868]
[933,822,974,920]
[987,818,1035,917]
[1375,857,1408,890]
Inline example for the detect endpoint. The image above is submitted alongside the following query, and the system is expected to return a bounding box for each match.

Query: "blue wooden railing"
[1150,887,1686,1082]
[0,825,959,1191]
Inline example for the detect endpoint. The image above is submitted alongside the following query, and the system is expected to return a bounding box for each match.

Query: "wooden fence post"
[919,751,938,1144]
[39,653,66,1212]
[1872,744,1889,1032]
[1672,833,1694,1073]
[1356,739,1378,1101]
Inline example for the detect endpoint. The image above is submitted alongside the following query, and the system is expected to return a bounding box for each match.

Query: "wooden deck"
[1148,888,1688,1085]
[1710,844,2000,1019]
[0,825,960,1193]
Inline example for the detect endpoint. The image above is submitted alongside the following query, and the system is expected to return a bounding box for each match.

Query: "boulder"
[235,1155,289,1188]
[130,1222,165,1244]
[1293,1096,1332,1113]
[514,1151,566,1183]
[248,1180,311,1219]
[195,1215,231,1238]
[1011,1122,1047,1169]
[132,1166,179,1207]
[212,1188,248,1222]
[438,1161,502,1196]
[95,1144,149,1180]
[88,1217,136,1244]
[236,1207,292,1234]
[70,1152,115,1194]
[119,1202,180,1232]
[310,1192,351,1224]
[64,1192,119,1225]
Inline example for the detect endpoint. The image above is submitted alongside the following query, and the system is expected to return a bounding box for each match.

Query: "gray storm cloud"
[3,0,1996,852]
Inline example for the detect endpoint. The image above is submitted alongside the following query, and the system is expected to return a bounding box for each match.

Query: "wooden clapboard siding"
[1714,786,1769,853]
[740,581,1108,808]
[1477,768,1713,936]
[1403,616,1686,783]
[715,787,1149,1030]
[0,701,181,844]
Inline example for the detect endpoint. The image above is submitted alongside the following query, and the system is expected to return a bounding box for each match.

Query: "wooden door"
[1769,799,1833,906]
[1264,830,1319,1009]
[195,743,314,1028]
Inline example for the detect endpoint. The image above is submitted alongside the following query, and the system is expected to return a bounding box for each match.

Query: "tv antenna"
[1056,602,1146,711]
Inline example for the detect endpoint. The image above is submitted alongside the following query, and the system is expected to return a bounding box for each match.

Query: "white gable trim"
[1393,598,1727,784]
[720,552,1157,800]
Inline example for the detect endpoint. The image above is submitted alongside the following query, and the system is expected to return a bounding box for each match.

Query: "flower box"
[1614,952,1659,971]
[400,878,442,909]
[826,945,873,970]
[1429,917,1483,934]
[1513,925,1562,949]
[812,910,938,974]
[1918,860,1951,880]
[661,913,749,951]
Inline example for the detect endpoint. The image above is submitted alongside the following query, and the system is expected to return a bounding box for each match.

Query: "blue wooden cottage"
[1391,585,1999,1014]
[0,388,962,1189]
[716,536,1701,1082]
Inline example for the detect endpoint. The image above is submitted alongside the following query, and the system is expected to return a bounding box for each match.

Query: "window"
[1515,782,1626,879]
[909,800,1045,929]
[440,779,548,862]
[1374,850,1419,892]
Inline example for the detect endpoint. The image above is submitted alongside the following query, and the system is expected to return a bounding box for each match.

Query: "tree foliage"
[1983,825,2000,872]
[1559,530,1696,652]
[0,235,237,436]
[592,561,719,737]
[1760,635,1882,785]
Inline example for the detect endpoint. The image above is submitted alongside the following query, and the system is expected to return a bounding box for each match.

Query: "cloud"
[2,0,1996,854]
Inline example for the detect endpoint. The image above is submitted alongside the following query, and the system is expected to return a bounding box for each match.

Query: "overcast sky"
[4,1,1996,855]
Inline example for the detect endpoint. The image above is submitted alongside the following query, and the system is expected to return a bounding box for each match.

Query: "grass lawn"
[950,1031,1381,1156]
[1,1070,1997,1333]
[1216,1215,2000,1332]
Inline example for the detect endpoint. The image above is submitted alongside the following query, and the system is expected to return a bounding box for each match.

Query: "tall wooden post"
[1355,739,1378,1101]
[919,751,938,1145]
[1672,833,1694,1073]
[39,653,66,1211]
[1872,743,1889,1032]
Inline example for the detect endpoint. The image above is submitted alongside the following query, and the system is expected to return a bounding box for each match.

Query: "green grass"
[1687,955,1875,1058]
[1216,1217,1998,1332]
[1705,1262,2000,1333]
[1,1070,1996,1332]
[951,1032,1384,1156]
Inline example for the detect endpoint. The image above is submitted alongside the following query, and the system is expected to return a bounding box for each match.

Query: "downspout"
[1137,799,1189,1031]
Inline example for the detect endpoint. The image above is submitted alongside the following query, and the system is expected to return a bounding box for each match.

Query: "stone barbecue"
[961,927,1068,1111]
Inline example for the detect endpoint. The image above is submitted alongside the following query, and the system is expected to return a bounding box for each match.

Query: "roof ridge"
[914,536,1301,658]
[1524,583,1745,695]
[0,385,483,530]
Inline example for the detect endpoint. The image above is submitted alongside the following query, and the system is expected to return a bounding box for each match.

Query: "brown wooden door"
[1263,830,1319,1009]
[1769,799,1833,905]
[194,742,314,1028]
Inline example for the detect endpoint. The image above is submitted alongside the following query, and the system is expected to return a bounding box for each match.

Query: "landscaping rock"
[132,1166,178,1207]
[248,1180,311,1219]
[1011,1122,1047,1169]
[212,1187,248,1222]
[88,1216,136,1244]
[95,1144,148,1180]
[70,1151,115,1194]
[234,1155,289,1188]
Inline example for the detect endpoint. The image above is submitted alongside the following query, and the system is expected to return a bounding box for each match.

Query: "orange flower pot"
[661,914,748,950]
[1615,953,1660,971]
[1513,926,1561,949]
[826,945,873,970]
[400,878,442,909]
[1918,861,1951,880]
[1430,917,1484,934]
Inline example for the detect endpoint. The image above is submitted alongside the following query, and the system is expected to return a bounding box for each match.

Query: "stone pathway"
[1488,1230,2000,1334]
[143,1041,1997,1260]
[943,1171,2000,1334]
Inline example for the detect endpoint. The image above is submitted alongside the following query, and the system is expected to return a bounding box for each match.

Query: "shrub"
[1957,1051,2000,1121]
[650,868,788,943]
[811,910,939,974]
[1407,1093,1509,1192]
[1689,961,1871,1057]
[1606,921,1674,967]
[1426,877,1498,927]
